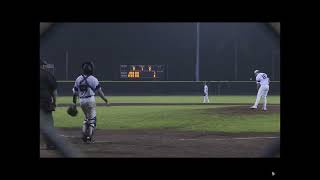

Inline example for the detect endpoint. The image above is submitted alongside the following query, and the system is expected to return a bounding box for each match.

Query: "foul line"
[60,134,76,138]
[59,134,279,142]
[179,136,279,141]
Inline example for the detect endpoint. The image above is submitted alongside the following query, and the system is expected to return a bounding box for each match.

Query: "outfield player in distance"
[250,70,270,111]
[72,61,109,143]
[203,81,209,103]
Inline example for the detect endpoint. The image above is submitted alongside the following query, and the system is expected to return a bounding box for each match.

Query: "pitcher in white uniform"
[203,81,209,103]
[72,61,109,143]
[250,70,270,111]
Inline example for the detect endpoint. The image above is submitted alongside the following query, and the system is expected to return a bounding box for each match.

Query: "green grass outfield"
[57,95,280,104]
[53,96,280,133]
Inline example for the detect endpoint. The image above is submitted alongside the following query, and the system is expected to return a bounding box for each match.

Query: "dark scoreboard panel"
[120,65,167,80]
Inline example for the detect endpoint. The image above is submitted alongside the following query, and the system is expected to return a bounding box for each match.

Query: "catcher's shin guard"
[82,118,89,142]
[87,117,97,141]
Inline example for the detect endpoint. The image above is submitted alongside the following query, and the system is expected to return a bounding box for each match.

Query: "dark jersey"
[40,68,57,111]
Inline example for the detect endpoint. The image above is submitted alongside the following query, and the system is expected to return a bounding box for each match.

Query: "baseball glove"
[67,104,78,117]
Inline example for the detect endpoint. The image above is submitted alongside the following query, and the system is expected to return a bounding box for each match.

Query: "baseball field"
[40,95,280,157]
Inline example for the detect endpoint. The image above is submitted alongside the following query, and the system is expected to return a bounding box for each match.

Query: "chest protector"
[79,75,95,92]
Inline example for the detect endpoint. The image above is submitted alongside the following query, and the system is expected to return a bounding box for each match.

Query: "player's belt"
[80,95,93,99]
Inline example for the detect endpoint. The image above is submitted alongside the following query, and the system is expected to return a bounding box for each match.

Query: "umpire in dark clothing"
[40,60,58,150]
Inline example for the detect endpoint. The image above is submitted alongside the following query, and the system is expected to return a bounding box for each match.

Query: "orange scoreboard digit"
[120,64,167,80]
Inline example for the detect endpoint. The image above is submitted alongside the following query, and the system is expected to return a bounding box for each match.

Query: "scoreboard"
[120,65,167,80]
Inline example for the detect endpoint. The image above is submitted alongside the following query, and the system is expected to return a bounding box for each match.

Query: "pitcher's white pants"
[253,85,269,109]
[203,94,209,103]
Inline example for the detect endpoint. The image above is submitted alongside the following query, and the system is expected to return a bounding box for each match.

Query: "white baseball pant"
[79,96,97,138]
[203,94,209,103]
[253,85,269,109]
